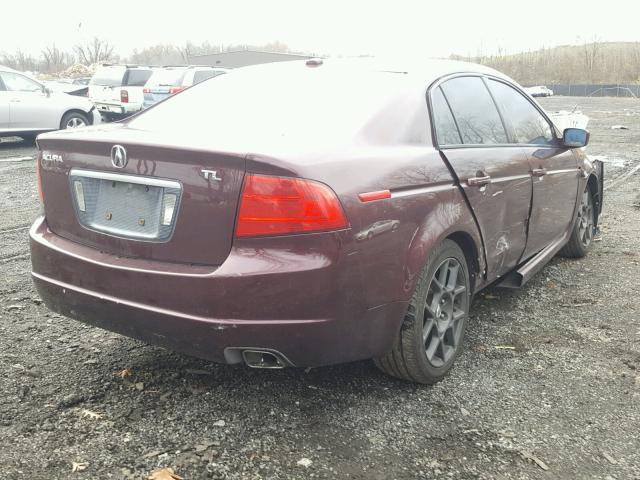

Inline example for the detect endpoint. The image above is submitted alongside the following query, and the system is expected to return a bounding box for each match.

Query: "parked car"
[525,85,554,97]
[355,220,400,241]
[142,66,229,108]
[0,65,100,142]
[88,65,153,121]
[30,59,602,384]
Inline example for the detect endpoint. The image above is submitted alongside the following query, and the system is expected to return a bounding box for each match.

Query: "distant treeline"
[452,42,640,85]
[0,38,298,75]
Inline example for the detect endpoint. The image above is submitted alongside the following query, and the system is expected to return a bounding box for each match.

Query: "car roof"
[233,57,513,87]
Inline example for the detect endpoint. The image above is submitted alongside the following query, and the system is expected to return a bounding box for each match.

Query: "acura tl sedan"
[0,66,100,142]
[30,59,601,384]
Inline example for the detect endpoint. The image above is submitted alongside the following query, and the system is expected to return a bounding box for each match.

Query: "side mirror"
[42,86,52,97]
[563,128,589,148]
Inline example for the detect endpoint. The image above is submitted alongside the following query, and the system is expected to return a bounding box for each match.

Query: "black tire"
[60,111,89,130]
[374,239,471,384]
[559,186,595,258]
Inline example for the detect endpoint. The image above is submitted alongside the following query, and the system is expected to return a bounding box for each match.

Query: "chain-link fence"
[549,84,640,97]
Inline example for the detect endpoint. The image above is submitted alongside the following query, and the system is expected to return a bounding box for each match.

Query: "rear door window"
[431,86,462,145]
[487,79,555,145]
[440,76,508,145]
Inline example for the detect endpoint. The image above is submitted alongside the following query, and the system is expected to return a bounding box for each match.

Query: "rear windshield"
[145,69,185,87]
[124,69,153,87]
[192,70,225,85]
[90,66,126,87]
[129,65,411,147]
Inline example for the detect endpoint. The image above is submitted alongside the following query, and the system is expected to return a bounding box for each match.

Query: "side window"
[440,76,508,145]
[1,72,42,92]
[488,79,554,145]
[431,86,462,145]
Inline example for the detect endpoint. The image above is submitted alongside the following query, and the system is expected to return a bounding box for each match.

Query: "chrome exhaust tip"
[242,349,286,369]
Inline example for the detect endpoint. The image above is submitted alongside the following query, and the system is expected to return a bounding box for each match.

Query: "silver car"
[0,66,100,142]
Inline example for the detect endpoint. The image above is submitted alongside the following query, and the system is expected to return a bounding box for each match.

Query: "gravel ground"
[1,97,639,480]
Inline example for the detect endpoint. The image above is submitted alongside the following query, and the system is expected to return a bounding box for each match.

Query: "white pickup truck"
[88,65,153,121]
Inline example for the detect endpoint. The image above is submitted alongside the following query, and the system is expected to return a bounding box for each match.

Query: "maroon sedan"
[30,60,602,384]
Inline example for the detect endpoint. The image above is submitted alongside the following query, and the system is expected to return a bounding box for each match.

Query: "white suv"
[0,65,100,142]
[88,65,153,120]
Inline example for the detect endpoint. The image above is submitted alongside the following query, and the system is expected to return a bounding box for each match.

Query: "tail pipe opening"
[224,347,292,369]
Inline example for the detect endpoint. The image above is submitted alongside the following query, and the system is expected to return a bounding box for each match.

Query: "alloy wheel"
[422,258,468,367]
[577,189,595,247]
[66,117,86,129]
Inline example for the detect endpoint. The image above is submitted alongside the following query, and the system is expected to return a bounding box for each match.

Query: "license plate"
[70,170,181,242]
[92,181,163,238]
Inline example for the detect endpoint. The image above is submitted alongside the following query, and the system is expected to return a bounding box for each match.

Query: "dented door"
[441,147,532,280]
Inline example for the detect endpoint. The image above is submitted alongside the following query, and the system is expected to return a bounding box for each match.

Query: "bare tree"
[583,37,601,83]
[74,37,115,66]
[41,44,72,73]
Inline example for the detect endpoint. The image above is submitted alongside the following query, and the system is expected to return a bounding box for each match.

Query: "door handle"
[468,175,492,187]
[9,98,21,103]
[532,168,547,177]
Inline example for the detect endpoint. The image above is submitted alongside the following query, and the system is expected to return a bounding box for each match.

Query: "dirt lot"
[1,96,639,480]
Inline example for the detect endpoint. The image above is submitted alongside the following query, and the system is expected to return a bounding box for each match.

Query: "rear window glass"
[440,76,508,145]
[124,69,153,87]
[192,70,225,85]
[129,66,413,147]
[90,66,126,87]
[146,69,186,87]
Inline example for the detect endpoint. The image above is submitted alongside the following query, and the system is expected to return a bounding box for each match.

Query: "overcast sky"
[4,0,640,58]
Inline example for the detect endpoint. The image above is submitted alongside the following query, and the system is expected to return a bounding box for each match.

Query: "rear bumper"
[30,217,406,367]
[93,102,141,117]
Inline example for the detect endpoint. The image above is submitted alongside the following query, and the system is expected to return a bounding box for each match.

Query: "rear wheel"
[60,112,89,130]
[559,186,595,258]
[374,239,470,384]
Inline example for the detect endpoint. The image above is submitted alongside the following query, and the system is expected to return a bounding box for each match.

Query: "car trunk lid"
[37,126,246,266]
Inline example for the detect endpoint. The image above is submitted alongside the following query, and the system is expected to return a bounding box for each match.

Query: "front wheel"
[60,112,89,130]
[559,186,595,258]
[374,239,470,384]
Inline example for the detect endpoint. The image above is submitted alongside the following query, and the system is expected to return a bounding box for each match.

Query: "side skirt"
[496,232,569,289]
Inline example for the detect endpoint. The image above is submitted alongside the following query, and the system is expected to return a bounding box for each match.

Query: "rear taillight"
[235,174,348,237]
[143,87,150,94]
[36,156,44,203]
[120,89,129,103]
[169,86,184,95]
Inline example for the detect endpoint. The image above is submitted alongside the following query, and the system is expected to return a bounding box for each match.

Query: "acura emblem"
[111,145,127,168]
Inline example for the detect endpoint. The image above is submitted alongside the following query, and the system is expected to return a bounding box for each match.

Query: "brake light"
[235,174,348,237]
[120,89,129,103]
[169,86,184,95]
[36,156,44,203]
[143,87,150,94]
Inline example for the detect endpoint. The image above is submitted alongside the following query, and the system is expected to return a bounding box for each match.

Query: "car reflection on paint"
[355,220,400,241]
